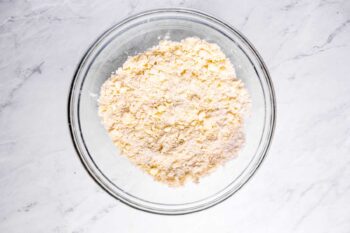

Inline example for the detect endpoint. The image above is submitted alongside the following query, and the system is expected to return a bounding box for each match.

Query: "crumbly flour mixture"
[98,37,250,186]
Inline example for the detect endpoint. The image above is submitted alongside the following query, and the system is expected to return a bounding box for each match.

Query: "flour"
[98,37,250,186]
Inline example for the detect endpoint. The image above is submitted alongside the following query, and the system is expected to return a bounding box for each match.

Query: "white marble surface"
[1,0,350,232]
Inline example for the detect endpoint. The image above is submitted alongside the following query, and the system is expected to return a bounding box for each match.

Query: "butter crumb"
[98,37,250,186]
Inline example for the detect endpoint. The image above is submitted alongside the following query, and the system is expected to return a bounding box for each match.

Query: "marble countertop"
[1,0,350,232]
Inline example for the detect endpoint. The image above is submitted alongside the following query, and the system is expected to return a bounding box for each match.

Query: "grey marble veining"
[1,0,350,232]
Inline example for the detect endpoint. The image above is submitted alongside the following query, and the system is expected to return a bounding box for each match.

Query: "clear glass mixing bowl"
[68,8,276,214]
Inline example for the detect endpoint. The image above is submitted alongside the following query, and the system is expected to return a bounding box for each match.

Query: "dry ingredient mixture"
[98,37,250,186]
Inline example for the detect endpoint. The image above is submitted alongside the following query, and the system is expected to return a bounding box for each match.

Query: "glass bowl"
[68,8,276,215]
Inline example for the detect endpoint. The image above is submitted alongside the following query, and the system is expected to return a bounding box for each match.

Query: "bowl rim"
[68,7,276,215]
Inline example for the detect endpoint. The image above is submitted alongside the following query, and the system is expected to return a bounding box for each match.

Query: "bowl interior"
[72,9,274,213]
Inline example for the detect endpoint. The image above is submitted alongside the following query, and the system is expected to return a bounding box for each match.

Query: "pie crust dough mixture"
[98,37,250,186]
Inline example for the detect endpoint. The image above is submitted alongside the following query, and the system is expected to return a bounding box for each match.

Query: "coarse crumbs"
[98,37,251,186]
